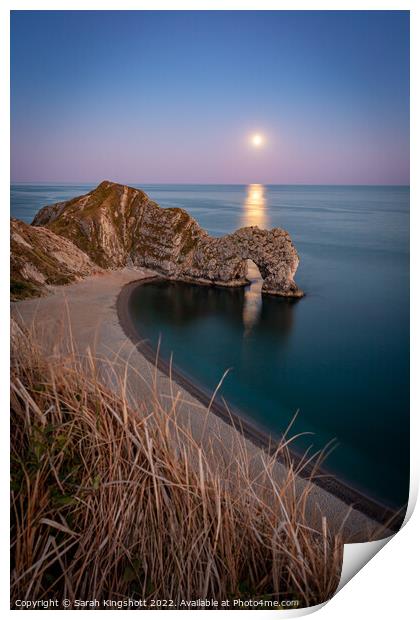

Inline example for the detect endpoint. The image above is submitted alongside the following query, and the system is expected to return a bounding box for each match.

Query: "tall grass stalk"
[10,321,343,609]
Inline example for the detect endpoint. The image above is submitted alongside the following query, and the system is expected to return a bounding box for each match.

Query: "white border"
[2,1,418,618]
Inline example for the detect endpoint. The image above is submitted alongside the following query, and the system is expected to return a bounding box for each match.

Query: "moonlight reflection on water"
[242,184,268,229]
[242,184,269,333]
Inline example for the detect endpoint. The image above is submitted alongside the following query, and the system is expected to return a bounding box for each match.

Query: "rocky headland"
[12,181,303,299]
[11,217,101,300]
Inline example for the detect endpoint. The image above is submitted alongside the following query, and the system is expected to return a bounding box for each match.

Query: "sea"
[11,183,410,509]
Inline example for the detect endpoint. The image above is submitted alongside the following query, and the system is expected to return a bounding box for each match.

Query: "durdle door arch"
[229,227,304,297]
[29,181,304,299]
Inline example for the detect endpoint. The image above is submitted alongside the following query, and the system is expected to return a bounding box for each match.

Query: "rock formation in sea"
[31,181,304,297]
[11,218,101,300]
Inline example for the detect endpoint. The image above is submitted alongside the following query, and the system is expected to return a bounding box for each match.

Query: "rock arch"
[179,226,303,298]
[230,227,303,297]
[32,181,304,298]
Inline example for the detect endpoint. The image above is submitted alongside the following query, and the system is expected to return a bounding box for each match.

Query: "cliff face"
[11,218,100,300]
[31,181,303,297]
[33,182,153,269]
[183,227,302,296]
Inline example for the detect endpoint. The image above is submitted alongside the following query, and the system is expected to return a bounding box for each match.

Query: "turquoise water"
[11,184,410,509]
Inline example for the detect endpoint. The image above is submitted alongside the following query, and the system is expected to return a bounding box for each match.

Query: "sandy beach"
[11,269,398,541]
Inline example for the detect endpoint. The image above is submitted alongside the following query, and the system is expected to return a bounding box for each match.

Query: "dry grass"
[10,321,343,609]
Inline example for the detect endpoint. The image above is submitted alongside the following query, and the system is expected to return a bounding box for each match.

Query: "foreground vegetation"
[10,322,343,609]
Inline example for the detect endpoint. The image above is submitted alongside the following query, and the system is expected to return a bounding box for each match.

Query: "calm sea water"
[11,184,410,509]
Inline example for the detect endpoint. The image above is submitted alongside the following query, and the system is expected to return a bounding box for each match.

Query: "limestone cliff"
[32,181,303,297]
[11,218,101,300]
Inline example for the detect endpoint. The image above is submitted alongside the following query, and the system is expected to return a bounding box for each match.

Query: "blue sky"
[11,10,409,184]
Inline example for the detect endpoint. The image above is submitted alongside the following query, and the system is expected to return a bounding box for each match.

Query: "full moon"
[251,133,264,147]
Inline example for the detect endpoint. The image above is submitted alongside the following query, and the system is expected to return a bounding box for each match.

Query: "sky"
[11,10,409,184]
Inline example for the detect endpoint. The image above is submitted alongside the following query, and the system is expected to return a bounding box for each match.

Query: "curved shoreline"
[117,277,404,531]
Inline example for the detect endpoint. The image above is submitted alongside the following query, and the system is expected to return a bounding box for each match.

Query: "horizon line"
[10,181,411,187]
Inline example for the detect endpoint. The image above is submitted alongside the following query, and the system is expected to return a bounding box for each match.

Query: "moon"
[251,133,264,148]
